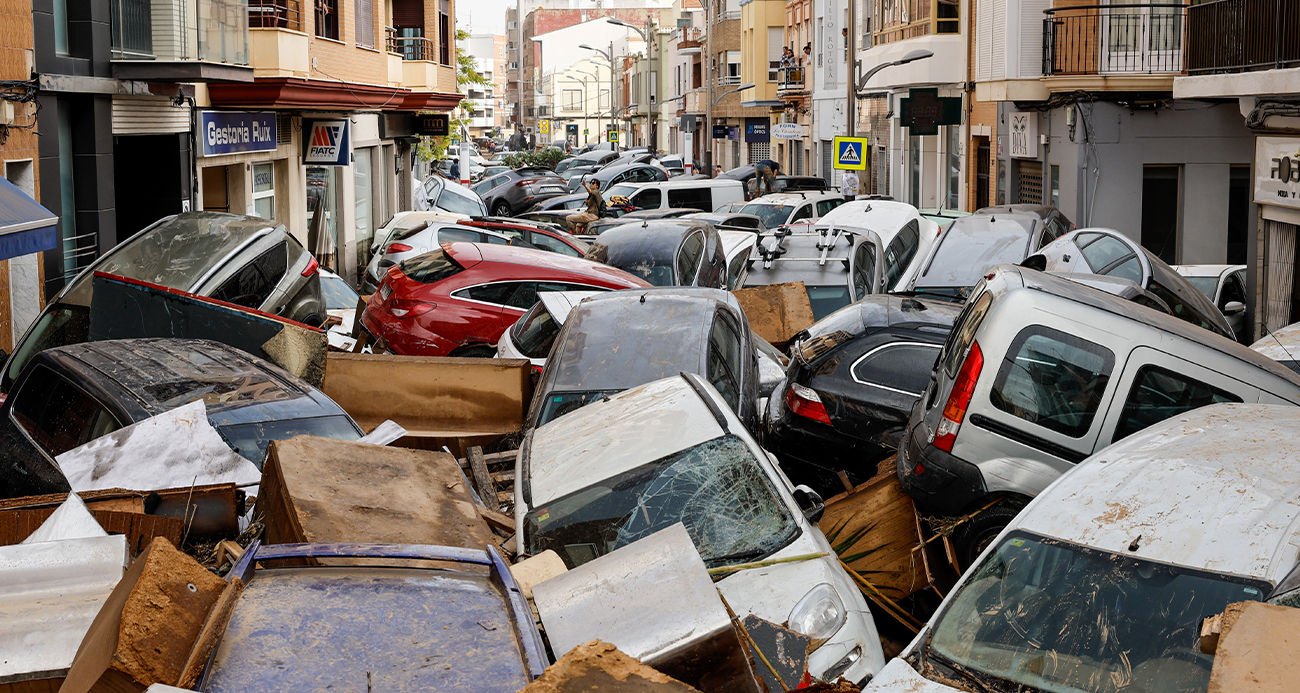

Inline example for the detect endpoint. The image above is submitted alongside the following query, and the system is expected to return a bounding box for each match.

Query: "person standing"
[449,160,460,180]
[754,158,779,197]
[841,169,859,201]
[565,179,604,232]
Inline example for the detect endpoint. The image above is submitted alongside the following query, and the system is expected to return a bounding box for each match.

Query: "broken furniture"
[198,541,546,693]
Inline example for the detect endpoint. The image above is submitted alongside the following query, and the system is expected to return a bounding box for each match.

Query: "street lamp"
[705,82,753,176]
[855,49,934,93]
[580,43,617,147]
[606,18,659,152]
[573,67,602,144]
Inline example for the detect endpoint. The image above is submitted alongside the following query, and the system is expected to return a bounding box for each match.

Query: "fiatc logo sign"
[303,119,350,166]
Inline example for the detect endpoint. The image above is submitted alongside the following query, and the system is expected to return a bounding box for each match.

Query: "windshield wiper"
[707,548,767,565]
[924,648,1021,693]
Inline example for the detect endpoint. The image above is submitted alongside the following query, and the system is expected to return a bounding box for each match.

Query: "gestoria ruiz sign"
[1255,136,1300,211]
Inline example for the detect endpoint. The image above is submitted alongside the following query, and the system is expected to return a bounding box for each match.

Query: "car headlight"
[787,583,846,645]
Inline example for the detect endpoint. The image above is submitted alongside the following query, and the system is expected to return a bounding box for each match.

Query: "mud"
[521,640,702,693]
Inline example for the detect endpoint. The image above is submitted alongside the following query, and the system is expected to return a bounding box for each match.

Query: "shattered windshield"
[925,532,1267,693]
[525,435,799,569]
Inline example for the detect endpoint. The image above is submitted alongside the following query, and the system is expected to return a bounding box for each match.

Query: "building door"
[1227,165,1249,264]
[1141,165,1180,264]
[202,166,230,212]
[1016,160,1043,205]
[975,137,990,209]
[1102,0,1184,73]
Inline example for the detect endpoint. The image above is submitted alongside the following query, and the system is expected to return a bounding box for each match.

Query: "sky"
[459,0,511,38]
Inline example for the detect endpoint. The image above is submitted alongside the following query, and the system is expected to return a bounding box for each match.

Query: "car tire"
[300,313,325,328]
[949,500,1026,572]
[492,201,511,217]
[451,345,497,358]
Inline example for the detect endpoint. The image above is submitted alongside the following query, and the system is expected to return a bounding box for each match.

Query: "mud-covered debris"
[520,640,702,693]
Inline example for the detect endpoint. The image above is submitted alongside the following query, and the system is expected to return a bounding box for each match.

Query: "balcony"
[1044,4,1188,76]
[1186,0,1300,74]
[776,65,809,96]
[386,30,457,93]
[109,0,253,81]
[875,0,960,45]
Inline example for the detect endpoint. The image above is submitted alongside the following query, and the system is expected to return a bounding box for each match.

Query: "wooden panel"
[0,508,183,556]
[818,458,927,600]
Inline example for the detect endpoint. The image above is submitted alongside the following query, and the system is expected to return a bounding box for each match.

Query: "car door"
[839,337,943,446]
[707,310,745,420]
[789,204,814,224]
[676,231,706,285]
[208,241,289,313]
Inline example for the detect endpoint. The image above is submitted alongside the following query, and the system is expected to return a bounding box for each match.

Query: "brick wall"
[0,0,41,351]
[301,0,456,88]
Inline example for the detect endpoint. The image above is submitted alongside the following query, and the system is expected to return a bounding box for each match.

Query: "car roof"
[717,230,759,258]
[995,265,1300,384]
[1173,263,1245,278]
[632,179,744,190]
[591,162,657,180]
[589,220,708,263]
[528,375,726,506]
[914,213,1041,289]
[1014,403,1300,583]
[745,192,838,205]
[1251,322,1300,363]
[974,204,1059,220]
[390,210,469,226]
[44,338,311,417]
[745,230,864,285]
[96,212,277,292]
[817,199,923,230]
[537,290,602,326]
[803,293,961,341]
[443,242,648,285]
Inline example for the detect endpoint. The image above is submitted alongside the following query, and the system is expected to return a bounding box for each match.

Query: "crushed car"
[583,220,728,288]
[743,226,887,321]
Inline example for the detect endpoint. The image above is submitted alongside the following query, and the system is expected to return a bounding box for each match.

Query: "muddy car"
[743,226,887,321]
[4,212,325,393]
[898,265,1300,565]
[766,295,960,497]
[584,220,727,288]
[904,210,1063,301]
[515,373,887,684]
[867,403,1293,693]
[526,288,760,431]
[0,338,363,499]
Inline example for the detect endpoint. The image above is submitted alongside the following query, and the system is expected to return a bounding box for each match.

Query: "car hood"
[862,659,963,692]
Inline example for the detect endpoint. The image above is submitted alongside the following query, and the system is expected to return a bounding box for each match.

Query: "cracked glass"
[525,435,799,569]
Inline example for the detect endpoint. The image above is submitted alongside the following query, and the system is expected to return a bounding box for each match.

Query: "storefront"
[1254,135,1300,337]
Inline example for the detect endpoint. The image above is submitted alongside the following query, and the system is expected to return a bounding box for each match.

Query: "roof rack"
[756,225,857,269]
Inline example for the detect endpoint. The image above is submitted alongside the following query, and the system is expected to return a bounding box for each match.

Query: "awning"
[0,175,56,262]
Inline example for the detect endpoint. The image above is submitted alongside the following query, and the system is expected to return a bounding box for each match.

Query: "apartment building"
[467,33,507,138]
[738,0,788,168]
[544,56,616,147]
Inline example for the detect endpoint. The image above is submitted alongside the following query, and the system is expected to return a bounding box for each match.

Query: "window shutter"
[1019,0,1049,77]
[356,0,374,48]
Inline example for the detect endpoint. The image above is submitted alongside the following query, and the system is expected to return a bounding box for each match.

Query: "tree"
[418,29,492,163]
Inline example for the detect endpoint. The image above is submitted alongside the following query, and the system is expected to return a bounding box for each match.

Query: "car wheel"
[492,201,511,217]
[451,345,497,358]
[300,313,325,328]
[949,500,1026,571]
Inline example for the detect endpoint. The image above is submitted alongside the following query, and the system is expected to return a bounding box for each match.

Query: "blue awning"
[0,175,57,262]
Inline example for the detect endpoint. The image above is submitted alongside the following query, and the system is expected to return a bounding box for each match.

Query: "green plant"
[417,29,490,163]
[501,148,567,170]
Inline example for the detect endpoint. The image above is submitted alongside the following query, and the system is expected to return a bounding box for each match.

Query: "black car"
[581,208,694,240]
[679,212,768,234]
[527,193,588,212]
[0,338,364,499]
[718,166,830,198]
[764,295,961,497]
[526,287,760,432]
[585,219,727,288]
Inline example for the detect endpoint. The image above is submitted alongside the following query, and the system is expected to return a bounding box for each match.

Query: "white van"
[603,179,745,213]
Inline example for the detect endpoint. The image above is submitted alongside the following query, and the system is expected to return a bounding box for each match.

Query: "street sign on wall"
[539,120,550,134]
[303,119,351,166]
[832,136,868,170]
[745,118,769,143]
[608,130,620,143]
[415,114,449,136]
[200,112,276,157]
[899,88,962,137]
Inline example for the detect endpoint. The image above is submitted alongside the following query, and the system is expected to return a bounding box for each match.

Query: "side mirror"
[1223,300,1246,315]
[792,485,825,523]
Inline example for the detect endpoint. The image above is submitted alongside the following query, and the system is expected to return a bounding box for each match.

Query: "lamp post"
[607,18,658,153]
[851,48,935,137]
[707,82,754,175]
[574,67,601,146]
[580,43,617,148]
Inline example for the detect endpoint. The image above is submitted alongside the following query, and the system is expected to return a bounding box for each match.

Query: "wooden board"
[731,282,815,347]
[254,436,496,555]
[0,508,182,557]
[0,486,238,540]
[817,459,928,600]
[1208,601,1300,693]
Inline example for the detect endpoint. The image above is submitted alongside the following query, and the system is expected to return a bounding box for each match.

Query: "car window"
[511,302,561,359]
[319,274,359,310]
[399,247,464,284]
[678,231,705,284]
[740,204,795,229]
[990,325,1115,439]
[458,282,519,306]
[852,343,942,396]
[218,415,361,467]
[816,199,841,216]
[883,220,920,288]
[11,365,121,456]
[530,233,581,257]
[1113,365,1242,443]
[1079,235,1133,273]
[632,188,662,209]
[1104,255,1142,283]
[1220,271,1246,308]
[483,233,511,245]
[726,251,749,289]
[853,241,876,300]
[471,177,500,195]
[436,227,479,244]
[941,289,994,378]
[666,187,714,211]
[210,241,288,309]
[1045,217,1069,242]
[790,205,814,222]
[707,312,743,409]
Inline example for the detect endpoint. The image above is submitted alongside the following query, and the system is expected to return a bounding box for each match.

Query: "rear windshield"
[437,186,488,217]
[218,415,361,468]
[918,218,1035,293]
[807,285,852,321]
[399,248,464,284]
[97,213,273,291]
[740,204,795,229]
[511,302,561,359]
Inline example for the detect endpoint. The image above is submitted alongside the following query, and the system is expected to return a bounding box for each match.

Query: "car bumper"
[361,306,458,356]
[895,413,987,516]
[766,386,891,497]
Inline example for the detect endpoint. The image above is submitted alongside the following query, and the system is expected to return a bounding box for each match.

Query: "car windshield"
[926,532,1267,693]
[604,184,641,202]
[218,415,361,468]
[320,275,360,310]
[1184,276,1218,299]
[740,204,795,229]
[917,219,1035,294]
[525,434,799,569]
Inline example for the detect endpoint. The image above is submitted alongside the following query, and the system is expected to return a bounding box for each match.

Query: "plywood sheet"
[818,460,927,600]
[731,283,814,347]
[1208,601,1300,693]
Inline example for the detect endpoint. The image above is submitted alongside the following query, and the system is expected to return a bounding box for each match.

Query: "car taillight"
[515,178,539,187]
[386,243,413,253]
[531,364,544,374]
[300,256,319,277]
[388,298,436,318]
[933,341,984,453]
[785,382,831,425]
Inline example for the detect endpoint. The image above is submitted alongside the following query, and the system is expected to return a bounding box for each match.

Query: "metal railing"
[1044,4,1188,75]
[717,74,742,86]
[386,29,435,61]
[717,10,741,21]
[111,0,153,58]
[1187,0,1300,73]
[776,65,806,90]
[249,0,303,31]
[875,0,959,44]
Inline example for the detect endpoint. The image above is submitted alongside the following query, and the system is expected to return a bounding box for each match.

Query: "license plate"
[541,186,565,193]
[379,283,392,300]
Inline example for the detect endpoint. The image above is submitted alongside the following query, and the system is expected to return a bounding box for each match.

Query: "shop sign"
[713,124,729,139]
[415,114,449,137]
[771,123,804,140]
[1256,136,1300,211]
[744,118,769,143]
[200,111,276,157]
[1008,112,1037,159]
[303,119,351,166]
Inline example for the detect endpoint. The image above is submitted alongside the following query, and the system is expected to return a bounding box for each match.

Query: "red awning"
[208,77,461,112]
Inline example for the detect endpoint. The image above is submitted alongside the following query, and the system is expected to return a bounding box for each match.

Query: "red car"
[362,242,650,356]
[459,217,590,258]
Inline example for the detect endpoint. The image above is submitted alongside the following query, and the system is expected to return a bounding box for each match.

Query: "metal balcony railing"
[776,65,806,91]
[717,74,742,86]
[1186,0,1300,74]
[717,10,741,21]
[387,29,435,61]
[1044,4,1188,75]
[249,0,303,31]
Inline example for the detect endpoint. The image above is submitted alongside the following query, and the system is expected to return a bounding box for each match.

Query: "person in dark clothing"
[449,160,460,180]
[566,179,604,231]
[754,158,779,197]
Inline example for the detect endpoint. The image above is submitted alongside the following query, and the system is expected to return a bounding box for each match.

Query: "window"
[436,228,478,243]
[1220,271,1246,309]
[439,0,451,64]
[883,221,920,288]
[252,163,275,221]
[355,0,374,47]
[990,325,1115,438]
[599,89,611,111]
[563,89,581,112]
[212,242,289,309]
[398,248,464,284]
[816,199,842,216]
[531,234,581,256]
[315,0,339,40]
[1112,366,1241,443]
[667,188,713,211]
[941,291,993,378]
[852,241,876,300]
[459,282,519,306]
[726,250,748,288]
[852,343,941,396]
[632,188,662,209]
[12,366,121,457]
[1078,233,1132,272]
[707,313,743,409]
[677,231,705,283]
[790,205,814,223]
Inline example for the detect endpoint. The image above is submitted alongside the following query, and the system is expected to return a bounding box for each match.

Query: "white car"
[816,200,942,291]
[515,373,886,684]
[740,192,848,229]
[496,290,600,369]
[1174,263,1249,343]
[361,213,507,293]
[414,175,488,217]
[1251,320,1300,374]
[866,402,1297,692]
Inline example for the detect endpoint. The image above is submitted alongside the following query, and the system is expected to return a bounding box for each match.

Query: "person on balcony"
[781,46,795,68]
[801,44,811,66]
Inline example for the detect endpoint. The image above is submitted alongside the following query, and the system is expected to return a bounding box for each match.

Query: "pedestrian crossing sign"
[833,136,869,170]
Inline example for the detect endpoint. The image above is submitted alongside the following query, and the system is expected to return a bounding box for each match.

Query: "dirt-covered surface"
[521,640,702,693]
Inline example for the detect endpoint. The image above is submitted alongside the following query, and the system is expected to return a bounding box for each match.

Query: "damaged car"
[584,220,727,288]
[515,373,888,684]
[866,403,1293,693]
[743,226,887,321]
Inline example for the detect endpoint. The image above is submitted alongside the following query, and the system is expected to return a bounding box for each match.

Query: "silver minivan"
[897,264,1300,566]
